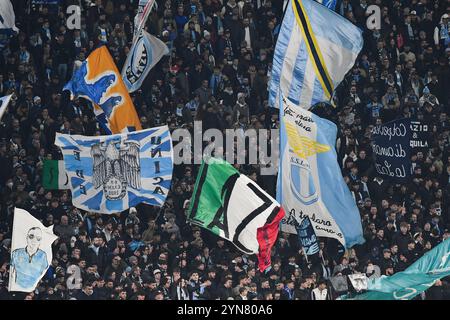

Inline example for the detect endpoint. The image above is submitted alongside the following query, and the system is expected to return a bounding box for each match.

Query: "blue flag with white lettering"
[55,126,173,214]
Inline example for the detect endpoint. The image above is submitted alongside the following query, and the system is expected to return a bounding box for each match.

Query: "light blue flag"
[277,95,364,248]
[343,238,450,300]
[122,30,169,93]
[55,126,173,214]
[269,0,363,109]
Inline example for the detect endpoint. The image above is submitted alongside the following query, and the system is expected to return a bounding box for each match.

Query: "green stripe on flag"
[187,158,240,236]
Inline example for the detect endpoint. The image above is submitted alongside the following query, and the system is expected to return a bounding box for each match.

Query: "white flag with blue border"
[55,126,173,214]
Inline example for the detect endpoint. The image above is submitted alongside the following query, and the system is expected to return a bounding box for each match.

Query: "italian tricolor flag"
[187,158,285,272]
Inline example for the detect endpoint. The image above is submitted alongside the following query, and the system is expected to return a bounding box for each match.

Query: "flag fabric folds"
[63,46,142,134]
[343,238,450,300]
[9,208,58,292]
[122,30,169,93]
[269,0,363,108]
[55,126,173,214]
[316,0,337,9]
[296,216,319,256]
[371,118,412,182]
[133,0,156,41]
[187,158,285,272]
[42,160,70,190]
[0,94,13,121]
[277,95,364,248]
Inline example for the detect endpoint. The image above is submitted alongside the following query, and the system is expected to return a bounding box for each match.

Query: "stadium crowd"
[0,0,450,300]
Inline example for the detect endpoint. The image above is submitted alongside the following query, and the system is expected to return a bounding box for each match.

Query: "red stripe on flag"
[256,207,285,272]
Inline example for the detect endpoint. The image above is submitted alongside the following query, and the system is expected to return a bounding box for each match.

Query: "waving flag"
[277,95,364,248]
[316,0,337,9]
[55,126,173,214]
[187,158,285,272]
[296,216,319,256]
[0,94,13,121]
[133,0,156,41]
[122,31,169,93]
[42,160,70,190]
[269,0,363,108]
[64,46,142,134]
[343,238,450,300]
[9,208,58,293]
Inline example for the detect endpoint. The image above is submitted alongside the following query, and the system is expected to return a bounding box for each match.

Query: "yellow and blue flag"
[64,46,142,134]
[277,95,364,248]
[269,0,363,109]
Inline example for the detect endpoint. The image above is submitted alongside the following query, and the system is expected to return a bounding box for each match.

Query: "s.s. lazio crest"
[124,33,151,87]
[285,121,330,205]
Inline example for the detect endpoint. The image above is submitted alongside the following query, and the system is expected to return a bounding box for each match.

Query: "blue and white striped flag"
[269,0,363,109]
[55,126,173,214]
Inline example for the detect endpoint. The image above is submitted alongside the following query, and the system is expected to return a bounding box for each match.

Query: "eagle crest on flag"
[91,139,141,200]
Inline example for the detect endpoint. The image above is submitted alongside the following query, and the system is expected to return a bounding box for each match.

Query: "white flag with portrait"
[9,208,58,293]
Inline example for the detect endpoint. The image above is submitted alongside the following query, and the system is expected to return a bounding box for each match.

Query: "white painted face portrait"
[26,227,43,254]
[9,208,58,293]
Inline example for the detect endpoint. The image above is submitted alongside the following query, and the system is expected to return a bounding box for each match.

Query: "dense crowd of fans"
[0,0,449,300]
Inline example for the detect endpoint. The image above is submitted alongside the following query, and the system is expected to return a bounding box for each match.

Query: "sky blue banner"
[371,118,412,182]
[278,95,364,248]
[55,126,173,214]
[269,0,362,109]
[343,238,450,300]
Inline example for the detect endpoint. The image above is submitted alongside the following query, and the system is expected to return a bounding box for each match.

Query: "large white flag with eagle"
[55,126,173,214]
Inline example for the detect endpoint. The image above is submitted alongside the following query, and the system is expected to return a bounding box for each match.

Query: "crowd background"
[0,0,449,300]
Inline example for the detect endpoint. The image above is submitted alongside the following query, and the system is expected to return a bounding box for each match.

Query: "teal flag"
[343,238,450,300]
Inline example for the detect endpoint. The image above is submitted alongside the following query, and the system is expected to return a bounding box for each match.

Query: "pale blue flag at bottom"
[342,238,450,300]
